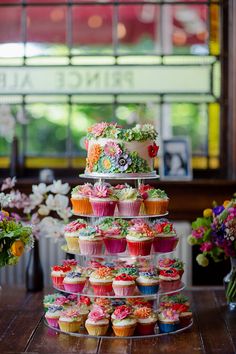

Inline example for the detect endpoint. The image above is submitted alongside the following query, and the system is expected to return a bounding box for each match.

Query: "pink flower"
[192,226,206,239]
[104,141,122,157]
[200,242,213,252]
[162,309,179,322]
[90,122,108,137]
[88,305,106,322]
[92,185,111,198]
[114,184,127,190]
[113,305,132,320]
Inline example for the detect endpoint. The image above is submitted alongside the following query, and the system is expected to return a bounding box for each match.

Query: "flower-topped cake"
[85,123,159,177]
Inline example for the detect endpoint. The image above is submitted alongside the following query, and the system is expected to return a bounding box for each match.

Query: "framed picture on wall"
[160,137,192,180]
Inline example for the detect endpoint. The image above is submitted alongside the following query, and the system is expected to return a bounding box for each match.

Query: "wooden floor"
[0,287,235,354]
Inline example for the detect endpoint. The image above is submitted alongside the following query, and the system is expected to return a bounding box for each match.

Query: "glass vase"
[224,257,236,310]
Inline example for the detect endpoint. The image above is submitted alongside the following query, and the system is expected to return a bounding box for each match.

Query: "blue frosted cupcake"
[158,309,180,333]
[136,271,159,295]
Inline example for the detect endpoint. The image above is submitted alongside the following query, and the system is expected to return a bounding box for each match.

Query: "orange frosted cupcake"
[142,187,169,215]
[71,183,93,215]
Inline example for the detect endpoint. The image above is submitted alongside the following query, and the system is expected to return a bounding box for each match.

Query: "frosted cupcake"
[62,259,79,271]
[45,305,64,328]
[43,294,61,311]
[90,183,117,216]
[93,298,113,315]
[78,225,103,255]
[158,309,180,333]
[134,307,158,335]
[51,265,72,290]
[116,266,139,280]
[152,219,178,253]
[112,273,136,296]
[159,294,190,311]
[116,187,142,216]
[100,218,128,254]
[136,271,160,295]
[54,295,74,308]
[63,271,87,293]
[58,308,82,333]
[126,220,155,256]
[159,269,181,292]
[112,305,137,337]
[64,219,87,252]
[85,305,110,336]
[143,188,169,215]
[89,267,114,295]
[158,258,184,279]
[70,183,93,215]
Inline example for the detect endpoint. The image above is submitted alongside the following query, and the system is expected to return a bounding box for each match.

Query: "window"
[0,0,223,178]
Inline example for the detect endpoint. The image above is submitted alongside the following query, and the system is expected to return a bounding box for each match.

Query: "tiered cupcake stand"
[44,174,193,338]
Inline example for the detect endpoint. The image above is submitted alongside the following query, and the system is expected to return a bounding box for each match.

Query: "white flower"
[46,194,69,211]
[32,183,48,195]
[48,180,70,195]
[1,177,17,191]
[57,207,72,220]
[30,192,44,207]
[0,192,12,208]
[0,105,15,141]
[38,217,64,239]
[38,205,50,216]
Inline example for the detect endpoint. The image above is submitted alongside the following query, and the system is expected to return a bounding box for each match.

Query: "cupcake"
[158,309,180,333]
[116,266,139,280]
[159,269,181,292]
[85,305,110,336]
[136,271,160,295]
[93,298,113,315]
[152,219,178,253]
[100,218,128,254]
[62,259,79,271]
[64,219,87,252]
[134,307,158,335]
[70,183,93,215]
[43,294,61,311]
[116,187,142,217]
[112,305,137,337]
[58,308,82,333]
[90,183,117,217]
[89,267,114,295]
[51,265,72,290]
[63,271,87,293]
[171,259,184,279]
[179,310,193,327]
[54,295,73,308]
[159,294,190,311]
[126,298,152,310]
[45,305,64,328]
[158,258,184,279]
[78,225,103,255]
[112,273,136,296]
[143,188,169,215]
[126,220,155,256]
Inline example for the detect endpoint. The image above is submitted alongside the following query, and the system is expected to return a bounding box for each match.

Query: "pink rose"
[200,242,213,252]
[113,305,131,320]
[192,226,206,239]
[88,305,106,322]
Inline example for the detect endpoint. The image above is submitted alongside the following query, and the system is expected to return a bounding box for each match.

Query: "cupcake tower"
[44,123,192,338]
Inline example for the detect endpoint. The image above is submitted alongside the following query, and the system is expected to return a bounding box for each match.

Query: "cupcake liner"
[159,321,179,333]
[112,284,136,296]
[144,200,169,215]
[112,324,136,337]
[45,317,60,328]
[159,279,181,292]
[117,200,142,217]
[127,239,153,256]
[90,200,117,217]
[59,320,81,333]
[63,281,86,294]
[104,237,127,254]
[153,236,179,253]
[65,236,80,252]
[51,275,65,290]
[136,322,157,335]
[137,284,159,295]
[85,322,109,336]
[79,239,103,255]
[90,282,113,296]
[71,197,92,215]
[179,313,192,328]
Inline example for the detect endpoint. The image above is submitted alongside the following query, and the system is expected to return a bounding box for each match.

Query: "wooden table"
[0,287,235,354]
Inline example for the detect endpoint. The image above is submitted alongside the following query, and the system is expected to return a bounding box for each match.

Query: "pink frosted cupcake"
[152,219,178,253]
[89,267,114,295]
[112,273,136,296]
[90,183,117,216]
[51,265,72,290]
[63,271,87,293]
[64,219,87,252]
[116,187,142,216]
[70,183,93,215]
[45,305,64,328]
[126,220,155,256]
[99,218,129,254]
[85,305,110,336]
[78,225,103,255]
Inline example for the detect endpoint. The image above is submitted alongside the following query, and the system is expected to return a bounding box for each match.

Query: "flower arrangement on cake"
[188,196,236,306]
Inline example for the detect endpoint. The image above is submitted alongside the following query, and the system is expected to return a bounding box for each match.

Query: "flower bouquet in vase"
[188,196,236,309]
